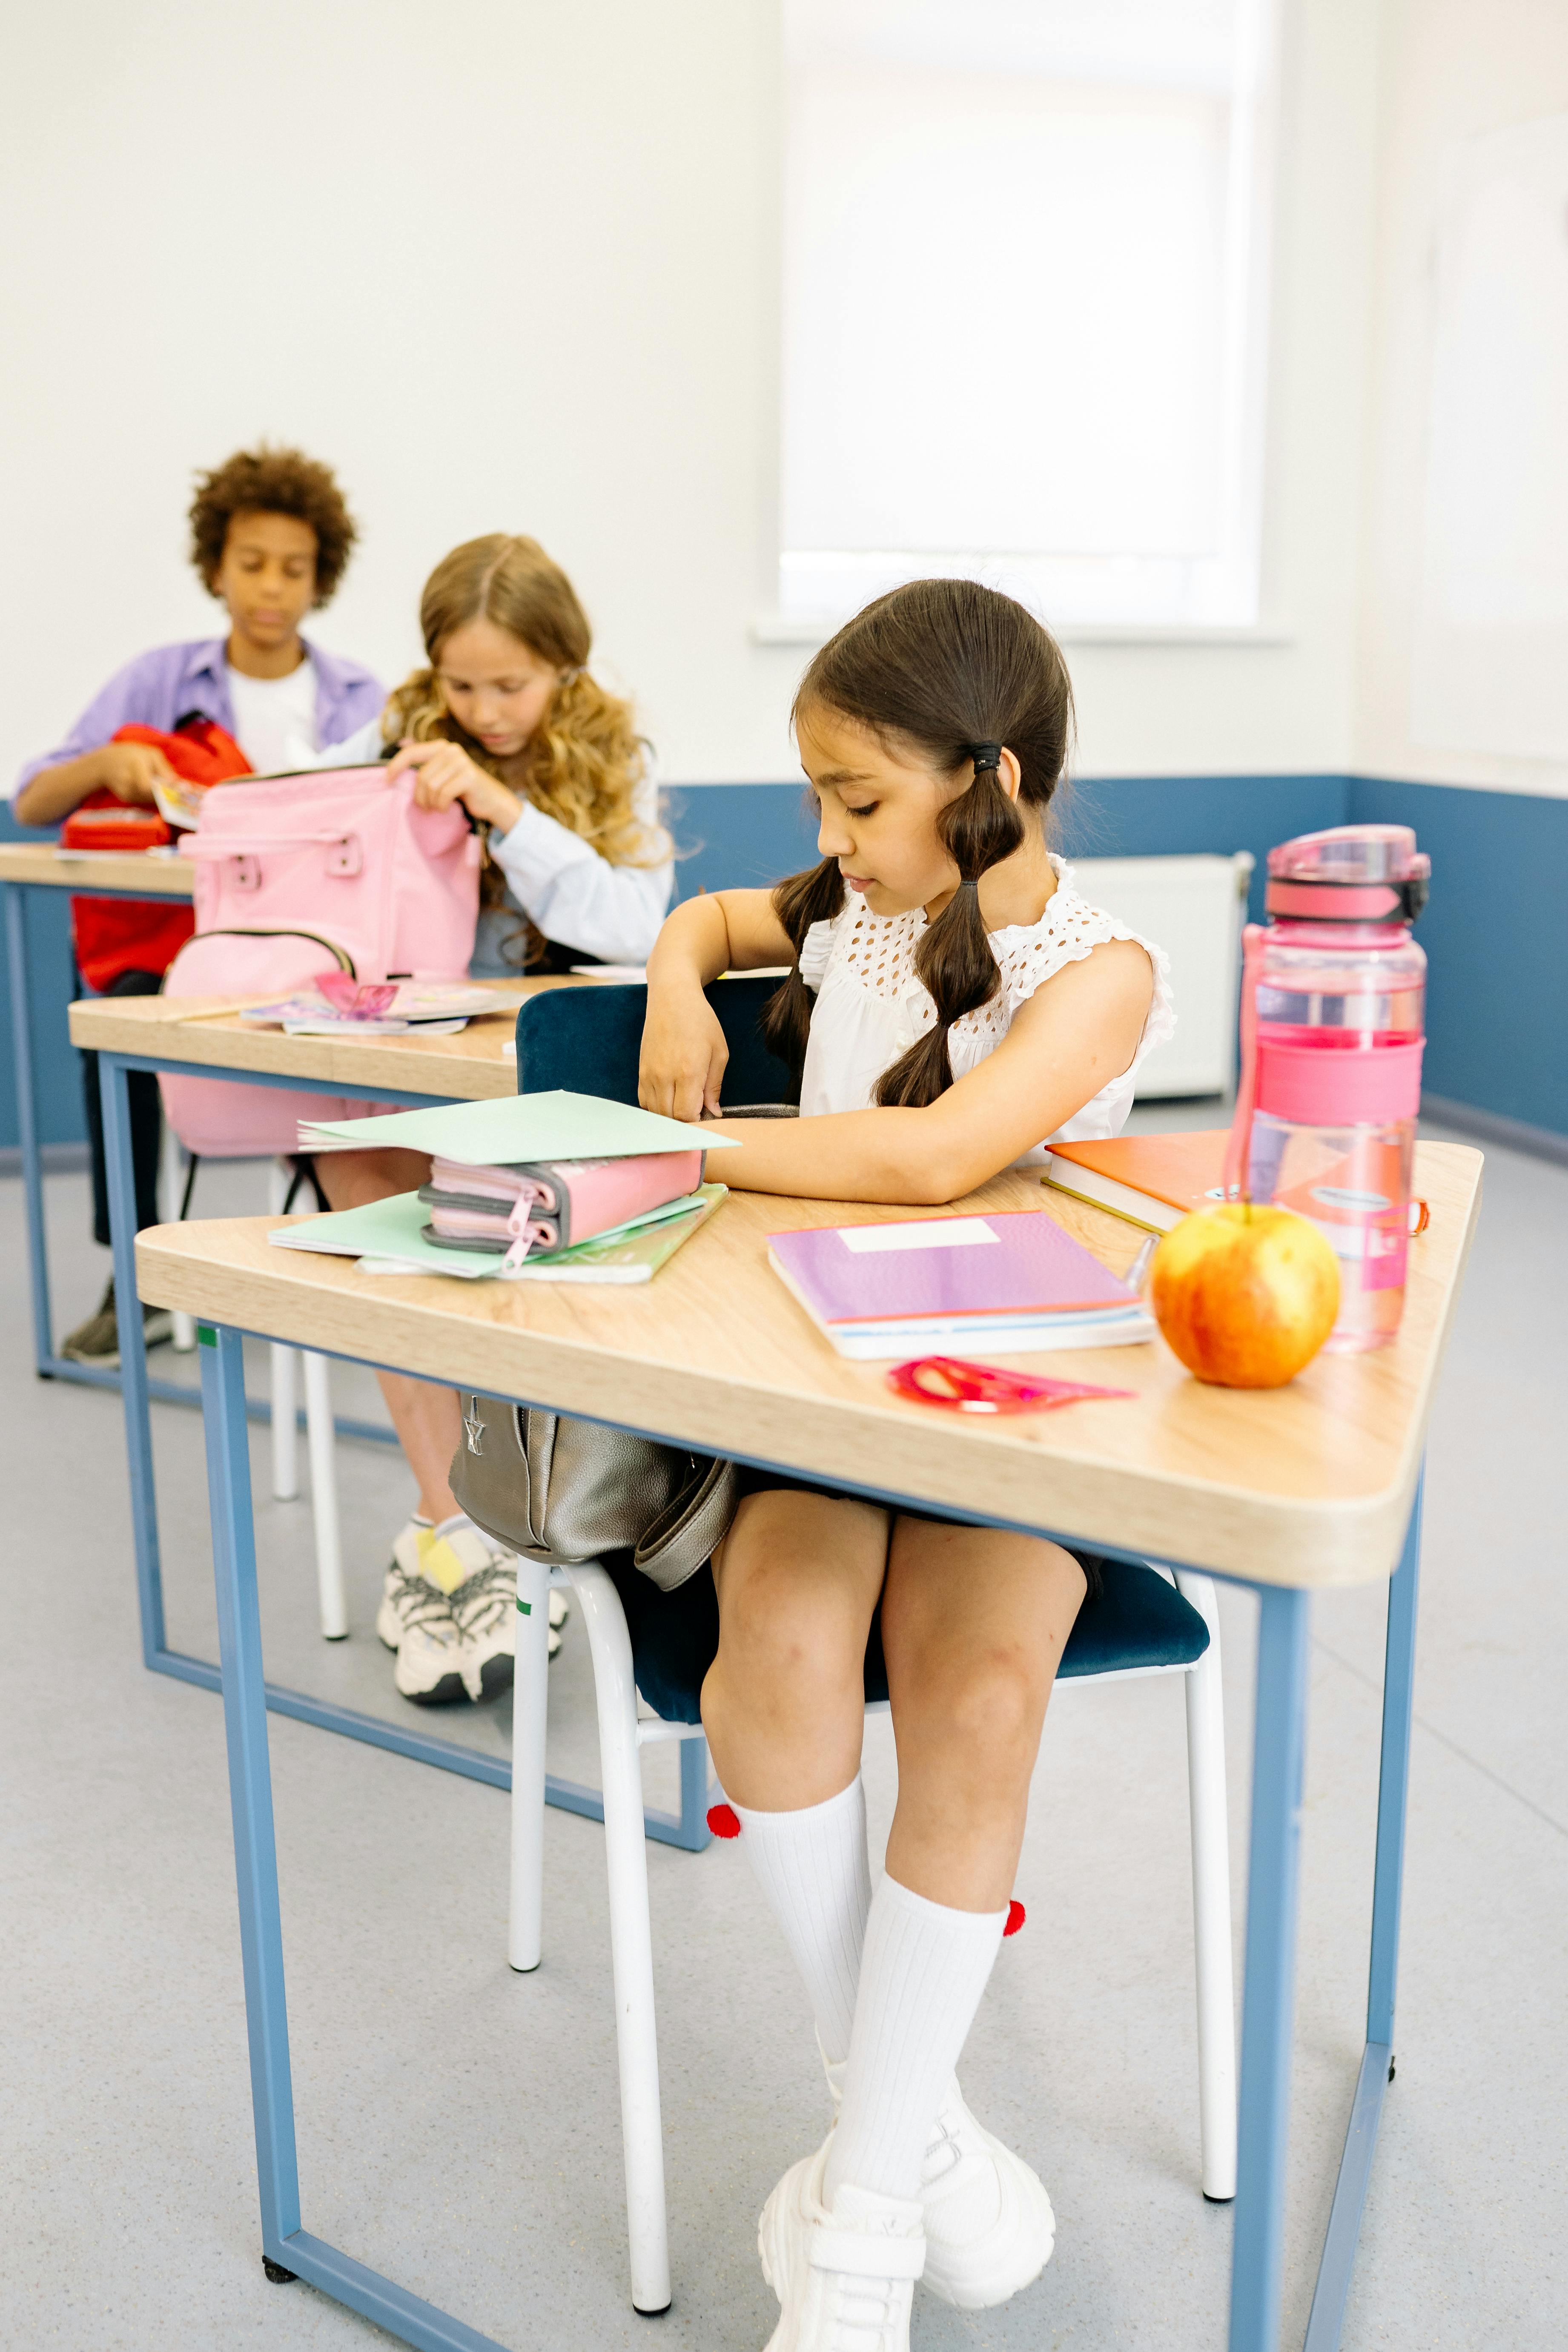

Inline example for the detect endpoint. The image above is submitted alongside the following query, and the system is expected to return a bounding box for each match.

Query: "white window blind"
[780,0,1277,633]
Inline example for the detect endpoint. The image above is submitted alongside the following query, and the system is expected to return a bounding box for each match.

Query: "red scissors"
[886,1356,1136,1416]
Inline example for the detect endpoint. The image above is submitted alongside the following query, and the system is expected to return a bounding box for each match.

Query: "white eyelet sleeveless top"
[796,858,1176,1161]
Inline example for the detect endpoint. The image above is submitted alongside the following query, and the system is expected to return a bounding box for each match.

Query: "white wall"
[1353,0,1568,798]
[0,0,1386,793]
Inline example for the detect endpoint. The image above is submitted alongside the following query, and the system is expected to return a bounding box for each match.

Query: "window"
[779,0,1278,634]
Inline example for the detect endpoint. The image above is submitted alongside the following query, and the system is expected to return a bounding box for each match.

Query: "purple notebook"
[768,1210,1135,1326]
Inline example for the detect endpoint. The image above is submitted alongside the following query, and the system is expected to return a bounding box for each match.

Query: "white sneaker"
[758,2137,924,2352]
[448,1549,519,1704]
[916,2084,1054,2309]
[377,1520,491,1706]
[812,2054,1054,2311]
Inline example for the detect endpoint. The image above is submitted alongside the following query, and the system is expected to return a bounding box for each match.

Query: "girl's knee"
[720,1562,866,1692]
[907,1643,1052,1761]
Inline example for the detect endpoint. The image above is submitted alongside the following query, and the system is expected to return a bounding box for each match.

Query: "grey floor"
[1,1116,1562,2350]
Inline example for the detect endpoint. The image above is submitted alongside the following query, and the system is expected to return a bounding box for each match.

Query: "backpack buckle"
[327,834,363,878]
[232,854,261,892]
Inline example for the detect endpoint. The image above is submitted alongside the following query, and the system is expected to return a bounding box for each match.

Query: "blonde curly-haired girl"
[314,534,671,1704]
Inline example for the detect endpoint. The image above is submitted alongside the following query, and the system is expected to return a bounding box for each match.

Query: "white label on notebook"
[839,1219,997,1254]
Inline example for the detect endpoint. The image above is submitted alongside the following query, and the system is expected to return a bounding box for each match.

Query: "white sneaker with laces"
[803,2052,1054,2311]
[376,1541,469,1707]
[448,1547,520,1702]
[758,2137,924,2352]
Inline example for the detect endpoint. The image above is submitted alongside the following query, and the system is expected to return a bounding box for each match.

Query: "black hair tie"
[966,741,1002,776]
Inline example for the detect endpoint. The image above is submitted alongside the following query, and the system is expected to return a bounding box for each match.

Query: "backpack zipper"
[188,927,356,975]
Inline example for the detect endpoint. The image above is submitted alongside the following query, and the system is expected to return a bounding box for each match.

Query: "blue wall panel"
[1349,777,1568,1138]
[3,774,1562,1150]
[669,774,1352,924]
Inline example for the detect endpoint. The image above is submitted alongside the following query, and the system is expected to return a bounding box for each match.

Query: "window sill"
[751,613,1293,651]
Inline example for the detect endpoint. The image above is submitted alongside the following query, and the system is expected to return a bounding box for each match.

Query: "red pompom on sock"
[707,1803,741,1839]
[1003,1899,1026,1937]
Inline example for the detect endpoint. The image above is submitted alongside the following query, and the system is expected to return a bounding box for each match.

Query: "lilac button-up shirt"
[11,635,384,800]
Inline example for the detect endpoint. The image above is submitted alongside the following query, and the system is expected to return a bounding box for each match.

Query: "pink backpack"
[159,766,481,1157]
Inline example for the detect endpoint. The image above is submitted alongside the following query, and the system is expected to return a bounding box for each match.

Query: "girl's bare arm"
[640,889,795,1117]
[697,937,1154,1204]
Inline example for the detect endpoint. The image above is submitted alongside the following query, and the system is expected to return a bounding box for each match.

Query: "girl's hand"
[385,740,522,832]
[639,984,730,1122]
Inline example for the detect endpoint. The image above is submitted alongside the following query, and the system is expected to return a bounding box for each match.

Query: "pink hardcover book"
[767,1210,1135,1327]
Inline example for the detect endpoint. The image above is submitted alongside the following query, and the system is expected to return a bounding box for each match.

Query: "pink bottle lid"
[1264,825,1429,926]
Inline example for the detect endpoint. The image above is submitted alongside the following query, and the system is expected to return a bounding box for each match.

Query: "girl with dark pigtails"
[639,578,1174,2352]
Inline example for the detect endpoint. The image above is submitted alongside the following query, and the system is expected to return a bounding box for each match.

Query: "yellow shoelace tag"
[417,1529,469,1596]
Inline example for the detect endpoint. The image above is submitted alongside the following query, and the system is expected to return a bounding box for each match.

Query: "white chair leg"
[269,1345,299,1500]
[158,1121,196,1351]
[302,1349,348,1641]
[568,1560,671,2315]
[509,1555,552,1972]
[1175,1570,1238,2201]
[265,1166,299,1499]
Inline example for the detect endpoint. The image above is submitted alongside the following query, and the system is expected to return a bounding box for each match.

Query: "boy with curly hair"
[13,445,384,1365]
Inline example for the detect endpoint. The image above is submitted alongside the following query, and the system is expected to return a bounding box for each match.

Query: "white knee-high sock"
[732,1778,872,2065]
[824,1873,1006,2206]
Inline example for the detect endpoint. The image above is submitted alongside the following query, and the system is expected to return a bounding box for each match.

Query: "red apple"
[1149,1204,1340,1388]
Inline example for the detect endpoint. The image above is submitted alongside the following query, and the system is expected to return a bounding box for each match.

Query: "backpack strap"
[632,1457,739,1592]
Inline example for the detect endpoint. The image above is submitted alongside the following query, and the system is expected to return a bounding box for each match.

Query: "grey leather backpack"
[449,1393,738,1593]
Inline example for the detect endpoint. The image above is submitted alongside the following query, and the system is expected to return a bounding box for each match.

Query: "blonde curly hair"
[383,534,666,966]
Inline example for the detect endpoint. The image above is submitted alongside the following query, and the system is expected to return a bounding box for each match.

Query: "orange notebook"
[1041,1131,1230,1234]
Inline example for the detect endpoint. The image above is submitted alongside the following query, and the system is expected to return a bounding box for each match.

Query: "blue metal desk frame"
[61,1003,708,1849]
[193,1296,1424,2352]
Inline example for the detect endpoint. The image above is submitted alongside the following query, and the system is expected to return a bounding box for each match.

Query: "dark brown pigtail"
[876,759,1023,1107]
[760,853,845,1084]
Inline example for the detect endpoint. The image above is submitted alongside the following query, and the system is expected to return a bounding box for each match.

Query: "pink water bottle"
[1224,824,1430,1353]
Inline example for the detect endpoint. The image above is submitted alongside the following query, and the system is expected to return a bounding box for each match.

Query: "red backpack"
[62,719,250,991]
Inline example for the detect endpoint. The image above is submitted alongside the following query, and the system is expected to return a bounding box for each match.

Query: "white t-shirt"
[226,658,319,775]
[796,858,1176,1157]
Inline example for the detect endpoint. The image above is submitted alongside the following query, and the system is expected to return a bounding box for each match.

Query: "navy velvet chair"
[516,973,795,1106]
[505,975,1237,2314]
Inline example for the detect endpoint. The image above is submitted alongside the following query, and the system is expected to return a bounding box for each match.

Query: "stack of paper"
[279,1092,737,1282]
[769,1210,1153,1360]
[241,979,517,1036]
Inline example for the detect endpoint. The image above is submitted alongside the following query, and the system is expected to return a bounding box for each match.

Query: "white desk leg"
[159,1121,196,1352]
[509,1556,552,1972]
[302,1351,347,1641]
[269,1347,299,1501]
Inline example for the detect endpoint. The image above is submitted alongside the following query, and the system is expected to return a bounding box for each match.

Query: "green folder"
[268,1184,725,1282]
[297,1088,739,1164]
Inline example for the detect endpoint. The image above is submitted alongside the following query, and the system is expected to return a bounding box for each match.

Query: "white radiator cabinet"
[1066,852,1254,1099]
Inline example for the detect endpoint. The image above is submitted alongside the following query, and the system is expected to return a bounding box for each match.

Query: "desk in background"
[138,1144,1481,2352]
[1,840,194,1385]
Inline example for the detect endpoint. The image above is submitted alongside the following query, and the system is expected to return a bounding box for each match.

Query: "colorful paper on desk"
[268,1183,725,1282]
[296,1089,740,1165]
[241,978,517,1034]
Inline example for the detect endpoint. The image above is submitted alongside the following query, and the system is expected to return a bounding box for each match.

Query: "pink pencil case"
[419,1150,704,1260]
